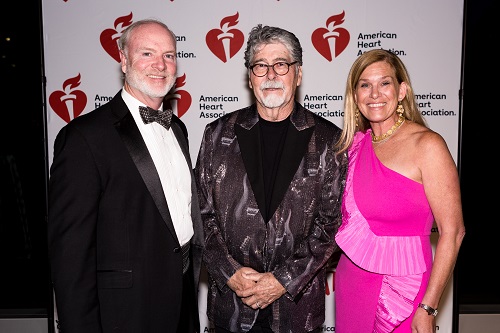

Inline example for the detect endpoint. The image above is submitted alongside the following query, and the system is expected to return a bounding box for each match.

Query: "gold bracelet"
[418,303,438,316]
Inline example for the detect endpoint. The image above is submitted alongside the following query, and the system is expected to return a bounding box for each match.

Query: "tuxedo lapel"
[235,122,266,218]
[235,105,316,222]
[114,109,178,242]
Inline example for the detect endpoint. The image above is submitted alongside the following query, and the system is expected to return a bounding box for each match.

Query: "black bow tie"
[139,106,173,130]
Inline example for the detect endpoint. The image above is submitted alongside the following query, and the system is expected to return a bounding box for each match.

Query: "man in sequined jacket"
[194,24,348,333]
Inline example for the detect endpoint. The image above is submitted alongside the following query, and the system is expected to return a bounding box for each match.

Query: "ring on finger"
[256,302,261,308]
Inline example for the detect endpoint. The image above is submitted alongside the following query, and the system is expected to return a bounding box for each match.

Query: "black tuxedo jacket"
[48,91,204,333]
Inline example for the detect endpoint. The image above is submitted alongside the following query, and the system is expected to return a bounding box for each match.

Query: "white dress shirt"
[122,89,194,246]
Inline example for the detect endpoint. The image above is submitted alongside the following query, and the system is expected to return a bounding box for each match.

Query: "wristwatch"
[418,303,438,316]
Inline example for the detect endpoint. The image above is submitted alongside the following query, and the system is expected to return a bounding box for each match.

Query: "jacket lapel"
[235,121,266,218]
[235,103,315,221]
[113,99,178,242]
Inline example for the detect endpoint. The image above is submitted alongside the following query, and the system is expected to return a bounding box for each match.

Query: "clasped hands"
[227,267,286,310]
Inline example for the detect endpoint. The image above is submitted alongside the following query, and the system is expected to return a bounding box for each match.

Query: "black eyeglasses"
[249,61,298,77]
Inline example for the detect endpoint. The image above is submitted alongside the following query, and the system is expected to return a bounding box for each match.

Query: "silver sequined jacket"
[194,102,347,333]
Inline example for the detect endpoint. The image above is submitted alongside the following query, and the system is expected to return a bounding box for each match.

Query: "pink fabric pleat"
[374,274,422,332]
[336,132,426,275]
[335,131,426,332]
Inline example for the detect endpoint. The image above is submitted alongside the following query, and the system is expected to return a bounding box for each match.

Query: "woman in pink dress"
[333,49,465,333]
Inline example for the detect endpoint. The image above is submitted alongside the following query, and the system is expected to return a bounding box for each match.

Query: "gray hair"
[244,24,303,68]
[118,18,176,53]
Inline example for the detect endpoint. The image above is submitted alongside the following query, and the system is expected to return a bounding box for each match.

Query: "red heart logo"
[173,90,192,118]
[325,270,336,296]
[311,12,350,62]
[206,13,244,63]
[165,74,191,118]
[100,13,133,63]
[100,28,121,62]
[49,74,87,123]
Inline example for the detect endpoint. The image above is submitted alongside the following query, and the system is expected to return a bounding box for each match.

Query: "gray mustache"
[260,81,285,90]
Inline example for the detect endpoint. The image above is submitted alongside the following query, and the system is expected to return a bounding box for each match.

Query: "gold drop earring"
[396,101,404,116]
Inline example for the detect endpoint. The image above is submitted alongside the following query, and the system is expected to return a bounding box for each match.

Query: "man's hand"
[227,267,260,296]
[239,271,286,310]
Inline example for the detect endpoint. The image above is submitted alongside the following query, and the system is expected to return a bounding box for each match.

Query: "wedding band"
[256,302,261,308]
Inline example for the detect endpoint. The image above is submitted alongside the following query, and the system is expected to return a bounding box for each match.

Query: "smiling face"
[354,60,406,126]
[120,22,177,108]
[248,43,302,121]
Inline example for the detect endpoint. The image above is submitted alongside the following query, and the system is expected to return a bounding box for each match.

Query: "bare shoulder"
[373,121,454,183]
[406,122,456,172]
[410,123,450,157]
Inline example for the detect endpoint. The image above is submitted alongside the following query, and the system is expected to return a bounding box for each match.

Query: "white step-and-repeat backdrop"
[42,1,463,332]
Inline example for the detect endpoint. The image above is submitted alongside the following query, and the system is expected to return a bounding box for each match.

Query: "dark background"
[455,0,499,312]
[0,0,497,331]
[0,0,50,319]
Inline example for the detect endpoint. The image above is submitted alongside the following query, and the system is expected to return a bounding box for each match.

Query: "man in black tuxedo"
[48,18,203,333]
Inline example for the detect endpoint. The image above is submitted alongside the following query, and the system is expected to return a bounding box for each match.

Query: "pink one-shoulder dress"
[334,131,435,332]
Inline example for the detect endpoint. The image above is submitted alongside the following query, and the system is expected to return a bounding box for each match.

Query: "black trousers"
[176,263,200,333]
[215,306,272,333]
[214,307,321,333]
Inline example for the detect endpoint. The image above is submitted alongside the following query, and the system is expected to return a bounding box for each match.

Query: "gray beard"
[126,71,173,98]
[261,94,286,108]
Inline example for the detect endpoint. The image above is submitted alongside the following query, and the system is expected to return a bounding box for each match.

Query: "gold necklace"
[371,114,406,143]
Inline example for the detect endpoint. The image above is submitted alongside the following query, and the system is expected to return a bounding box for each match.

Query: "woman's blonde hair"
[335,49,426,154]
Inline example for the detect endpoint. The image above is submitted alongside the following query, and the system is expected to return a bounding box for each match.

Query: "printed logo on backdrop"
[312,11,350,61]
[416,92,456,118]
[356,27,401,56]
[49,73,88,123]
[206,12,244,63]
[100,12,134,63]
[355,29,456,119]
[325,269,336,296]
[165,74,192,118]
[198,12,244,120]
[322,269,336,332]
